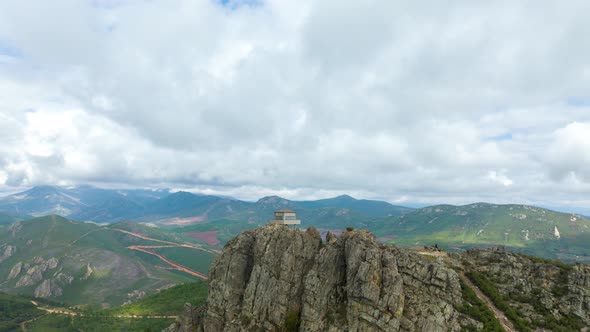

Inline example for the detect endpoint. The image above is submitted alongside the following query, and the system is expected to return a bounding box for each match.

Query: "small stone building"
[269,209,300,225]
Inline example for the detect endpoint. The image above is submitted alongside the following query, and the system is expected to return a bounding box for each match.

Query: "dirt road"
[459,273,515,332]
[111,228,222,254]
[127,245,209,280]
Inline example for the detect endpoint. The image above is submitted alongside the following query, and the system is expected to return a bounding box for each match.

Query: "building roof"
[275,209,295,213]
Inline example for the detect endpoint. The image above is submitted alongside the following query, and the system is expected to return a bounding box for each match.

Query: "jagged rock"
[463,248,590,328]
[55,272,74,285]
[9,222,22,237]
[0,244,16,263]
[325,230,338,244]
[34,279,63,298]
[164,303,205,332]
[81,263,93,280]
[34,279,52,298]
[7,262,23,280]
[45,257,59,270]
[16,265,44,287]
[171,225,463,332]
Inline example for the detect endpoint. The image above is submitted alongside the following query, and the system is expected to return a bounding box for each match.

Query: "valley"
[1,186,589,331]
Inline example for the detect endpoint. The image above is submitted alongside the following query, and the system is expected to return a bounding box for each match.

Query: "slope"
[0,216,217,307]
[370,203,590,262]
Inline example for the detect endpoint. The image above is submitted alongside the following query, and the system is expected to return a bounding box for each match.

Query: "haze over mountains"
[0,185,412,224]
[1,185,589,264]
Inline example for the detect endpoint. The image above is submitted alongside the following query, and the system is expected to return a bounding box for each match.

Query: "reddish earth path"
[459,273,515,332]
[110,228,215,279]
[127,246,208,280]
[111,228,222,254]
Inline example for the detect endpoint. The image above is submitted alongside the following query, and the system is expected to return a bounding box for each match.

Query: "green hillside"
[0,211,28,225]
[0,292,45,331]
[11,282,208,332]
[0,216,216,307]
[106,280,207,316]
[369,203,590,262]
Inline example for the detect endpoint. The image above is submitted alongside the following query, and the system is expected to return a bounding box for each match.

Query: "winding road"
[110,228,216,280]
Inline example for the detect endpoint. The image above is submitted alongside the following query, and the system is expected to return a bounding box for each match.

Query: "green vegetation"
[455,280,503,332]
[26,314,173,332]
[153,247,215,275]
[0,292,44,331]
[0,211,28,225]
[283,309,301,332]
[6,282,208,332]
[0,216,197,307]
[466,270,531,332]
[107,281,208,316]
[371,203,590,263]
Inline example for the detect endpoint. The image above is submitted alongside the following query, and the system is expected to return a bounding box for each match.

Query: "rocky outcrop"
[169,225,464,332]
[7,262,22,280]
[462,248,590,328]
[0,244,16,263]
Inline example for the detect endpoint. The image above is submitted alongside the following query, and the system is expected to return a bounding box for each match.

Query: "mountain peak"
[256,196,291,204]
[333,194,355,200]
[171,225,464,331]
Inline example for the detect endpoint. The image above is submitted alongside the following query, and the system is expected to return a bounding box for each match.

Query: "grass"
[106,281,208,316]
[455,280,503,332]
[0,292,44,331]
[466,270,531,332]
[16,281,209,332]
[152,247,216,275]
[27,314,173,332]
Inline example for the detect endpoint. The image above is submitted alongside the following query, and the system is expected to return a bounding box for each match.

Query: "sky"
[1,1,590,212]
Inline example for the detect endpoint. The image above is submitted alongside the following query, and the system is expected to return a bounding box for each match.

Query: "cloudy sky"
[1,1,590,211]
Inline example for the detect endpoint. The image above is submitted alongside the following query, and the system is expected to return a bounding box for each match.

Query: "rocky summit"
[167,225,468,331]
[167,225,590,332]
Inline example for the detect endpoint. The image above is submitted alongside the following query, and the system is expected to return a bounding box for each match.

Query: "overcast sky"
[1,1,590,211]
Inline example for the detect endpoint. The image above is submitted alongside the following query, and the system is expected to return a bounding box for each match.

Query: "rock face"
[0,244,16,263]
[169,225,464,332]
[462,248,590,328]
[7,262,22,280]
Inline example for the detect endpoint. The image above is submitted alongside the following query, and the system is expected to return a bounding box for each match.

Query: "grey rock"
[169,225,463,332]
[7,262,22,280]
[0,245,16,263]
[34,279,52,298]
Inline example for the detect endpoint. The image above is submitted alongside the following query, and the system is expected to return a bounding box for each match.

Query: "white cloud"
[487,171,514,187]
[0,0,590,210]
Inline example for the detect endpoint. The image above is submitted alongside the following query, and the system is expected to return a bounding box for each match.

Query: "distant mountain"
[0,215,215,306]
[296,194,413,217]
[368,203,590,262]
[0,185,170,220]
[0,186,413,224]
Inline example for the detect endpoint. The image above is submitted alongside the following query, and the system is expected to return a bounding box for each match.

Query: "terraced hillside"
[0,216,217,307]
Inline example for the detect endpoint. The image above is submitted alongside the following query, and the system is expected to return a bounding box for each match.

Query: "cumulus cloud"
[1,0,590,210]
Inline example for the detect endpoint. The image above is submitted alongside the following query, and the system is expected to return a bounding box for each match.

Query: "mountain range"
[1,185,589,264]
[0,185,412,224]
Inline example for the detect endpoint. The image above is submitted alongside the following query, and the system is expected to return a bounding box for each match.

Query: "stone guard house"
[269,209,300,225]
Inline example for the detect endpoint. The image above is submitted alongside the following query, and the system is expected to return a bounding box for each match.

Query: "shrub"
[455,279,504,332]
[284,310,300,332]
[346,227,354,232]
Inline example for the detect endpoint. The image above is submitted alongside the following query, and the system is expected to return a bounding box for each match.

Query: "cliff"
[166,225,590,331]
[167,225,467,331]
